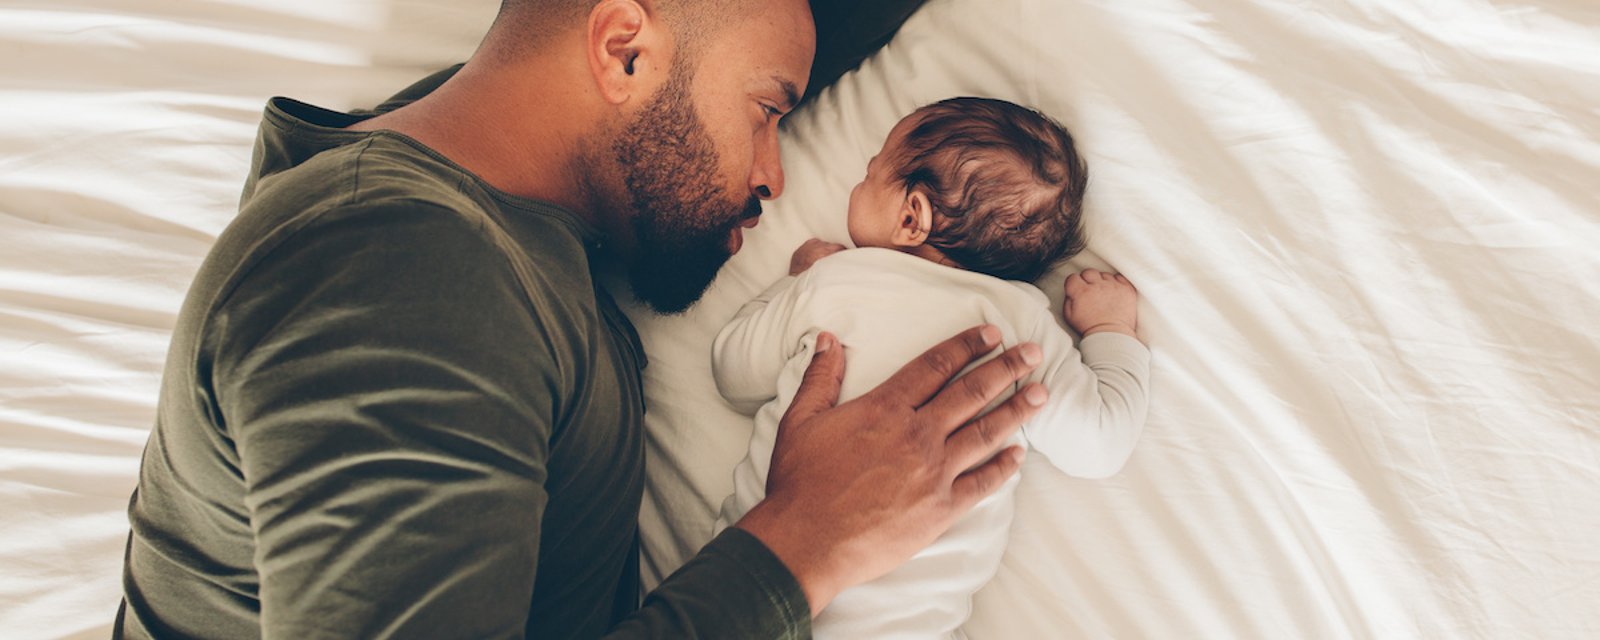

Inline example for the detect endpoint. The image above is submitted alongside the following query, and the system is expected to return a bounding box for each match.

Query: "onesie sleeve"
[1020,310,1153,479]
[711,275,804,415]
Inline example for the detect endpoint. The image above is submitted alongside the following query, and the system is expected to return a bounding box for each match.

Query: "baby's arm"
[1022,269,1151,478]
[711,240,846,415]
[711,276,802,415]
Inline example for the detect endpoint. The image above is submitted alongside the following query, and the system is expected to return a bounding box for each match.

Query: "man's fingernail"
[816,333,833,353]
[980,325,1001,346]
[1011,449,1026,464]
[1024,385,1047,406]
[1020,343,1042,365]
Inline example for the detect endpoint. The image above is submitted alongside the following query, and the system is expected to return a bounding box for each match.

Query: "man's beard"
[612,69,760,314]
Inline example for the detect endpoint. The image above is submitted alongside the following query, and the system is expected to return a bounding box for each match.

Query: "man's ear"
[890,189,934,248]
[586,0,659,105]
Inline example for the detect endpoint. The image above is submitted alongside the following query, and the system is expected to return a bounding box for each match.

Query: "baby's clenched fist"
[1062,269,1139,338]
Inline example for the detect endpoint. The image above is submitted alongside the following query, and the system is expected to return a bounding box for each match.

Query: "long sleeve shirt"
[713,248,1152,520]
[708,248,1151,638]
[117,71,808,640]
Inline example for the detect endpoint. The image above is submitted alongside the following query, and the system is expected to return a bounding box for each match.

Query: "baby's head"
[846,97,1089,281]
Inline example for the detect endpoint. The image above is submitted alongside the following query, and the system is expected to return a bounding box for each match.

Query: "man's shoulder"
[209,156,597,327]
[237,137,589,276]
[243,134,481,224]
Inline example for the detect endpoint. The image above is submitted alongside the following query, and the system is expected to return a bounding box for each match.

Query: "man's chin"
[626,249,731,315]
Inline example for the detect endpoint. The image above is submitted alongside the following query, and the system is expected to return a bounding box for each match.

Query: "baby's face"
[846,114,919,248]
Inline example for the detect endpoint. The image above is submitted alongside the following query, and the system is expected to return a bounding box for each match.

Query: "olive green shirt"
[117,71,809,639]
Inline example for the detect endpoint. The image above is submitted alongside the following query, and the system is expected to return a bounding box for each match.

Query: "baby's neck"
[870,243,963,270]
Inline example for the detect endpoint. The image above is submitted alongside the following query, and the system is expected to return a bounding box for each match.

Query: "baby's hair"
[893,97,1089,281]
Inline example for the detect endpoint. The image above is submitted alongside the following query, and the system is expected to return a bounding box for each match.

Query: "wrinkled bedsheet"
[2,0,1597,638]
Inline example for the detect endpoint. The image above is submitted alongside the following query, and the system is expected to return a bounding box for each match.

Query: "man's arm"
[215,203,559,638]
[606,528,811,638]
[218,203,810,639]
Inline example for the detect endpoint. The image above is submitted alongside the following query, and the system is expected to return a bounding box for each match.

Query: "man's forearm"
[606,528,811,639]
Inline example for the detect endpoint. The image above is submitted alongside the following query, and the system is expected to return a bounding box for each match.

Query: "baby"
[712,97,1151,639]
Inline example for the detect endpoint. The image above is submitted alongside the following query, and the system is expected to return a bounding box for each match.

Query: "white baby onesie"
[711,248,1152,640]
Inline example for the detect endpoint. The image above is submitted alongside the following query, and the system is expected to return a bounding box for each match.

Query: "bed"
[3,0,1597,638]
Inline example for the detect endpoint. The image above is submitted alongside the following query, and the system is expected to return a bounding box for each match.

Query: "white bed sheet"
[2,0,1597,638]
[628,1,1600,637]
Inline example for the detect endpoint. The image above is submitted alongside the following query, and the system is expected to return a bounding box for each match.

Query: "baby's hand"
[1063,269,1139,338]
[790,238,847,275]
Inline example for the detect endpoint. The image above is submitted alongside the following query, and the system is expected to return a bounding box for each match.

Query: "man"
[117,0,1050,637]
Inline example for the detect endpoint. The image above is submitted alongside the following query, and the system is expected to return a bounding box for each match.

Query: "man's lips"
[729,203,761,253]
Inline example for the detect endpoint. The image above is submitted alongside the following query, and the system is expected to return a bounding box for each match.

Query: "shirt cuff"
[1079,331,1151,370]
[651,527,812,639]
[715,528,811,634]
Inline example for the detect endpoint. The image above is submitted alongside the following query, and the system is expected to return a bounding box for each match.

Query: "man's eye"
[762,104,782,119]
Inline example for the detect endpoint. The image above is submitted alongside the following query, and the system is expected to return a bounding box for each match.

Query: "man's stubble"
[611,65,761,315]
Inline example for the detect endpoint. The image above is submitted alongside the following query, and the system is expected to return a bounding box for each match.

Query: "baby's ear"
[890,190,934,248]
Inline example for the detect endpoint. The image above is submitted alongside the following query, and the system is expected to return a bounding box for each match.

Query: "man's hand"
[789,238,847,275]
[734,325,1047,614]
[1063,268,1139,338]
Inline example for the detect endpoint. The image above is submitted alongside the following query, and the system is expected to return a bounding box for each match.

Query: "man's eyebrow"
[772,76,800,111]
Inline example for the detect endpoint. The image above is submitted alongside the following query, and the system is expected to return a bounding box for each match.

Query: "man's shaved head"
[490,0,744,62]
[459,0,815,313]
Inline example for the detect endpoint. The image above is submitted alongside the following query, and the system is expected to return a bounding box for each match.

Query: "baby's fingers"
[1064,272,1087,295]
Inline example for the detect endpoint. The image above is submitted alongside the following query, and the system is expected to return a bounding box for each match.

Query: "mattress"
[3,0,1597,638]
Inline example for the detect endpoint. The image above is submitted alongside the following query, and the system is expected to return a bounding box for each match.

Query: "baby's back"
[718,248,1051,639]
[799,249,1045,402]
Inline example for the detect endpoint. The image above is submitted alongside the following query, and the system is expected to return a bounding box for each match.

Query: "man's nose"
[751,133,785,201]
